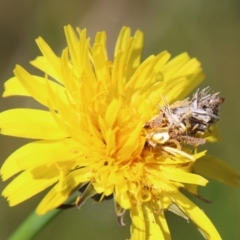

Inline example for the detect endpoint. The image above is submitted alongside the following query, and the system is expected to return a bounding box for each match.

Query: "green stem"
[8,195,76,240]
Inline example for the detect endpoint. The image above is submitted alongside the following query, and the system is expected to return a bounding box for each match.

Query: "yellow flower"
[0,25,239,240]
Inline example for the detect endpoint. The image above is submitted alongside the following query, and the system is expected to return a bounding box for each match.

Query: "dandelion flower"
[1,26,240,240]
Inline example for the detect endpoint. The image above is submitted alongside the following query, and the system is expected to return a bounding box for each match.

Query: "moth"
[145,87,224,148]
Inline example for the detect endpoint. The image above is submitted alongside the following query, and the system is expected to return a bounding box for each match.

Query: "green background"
[0,0,240,239]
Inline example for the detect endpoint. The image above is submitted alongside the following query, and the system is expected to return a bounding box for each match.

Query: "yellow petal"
[64,25,81,71]
[3,76,30,97]
[1,139,82,180]
[37,167,92,214]
[95,31,108,62]
[36,172,76,214]
[142,203,170,240]
[34,37,62,83]
[105,98,122,128]
[161,53,205,102]
[130,205,146,240]
[114,27,131,57]
[125,55,161,93]
[115,192,131,209]
[125,30,144,79]
[194,155,240,187]
[170,192,222,240]
[30,56,58,81]
[160,166,208,186]
[117,121,144,160]
[2,166,59,206]
[36,185,69,215]
[161,77,189,104]
[155,209,171,240]
[162,53,195,81]
[14,65,67,108]
[130,203,167,240]
[92,42,110,83]
[0,109,68,139]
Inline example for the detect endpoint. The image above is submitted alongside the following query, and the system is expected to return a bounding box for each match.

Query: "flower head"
[1,26,240,240]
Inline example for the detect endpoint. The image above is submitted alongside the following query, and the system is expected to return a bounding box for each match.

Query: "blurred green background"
[0,0,240,239]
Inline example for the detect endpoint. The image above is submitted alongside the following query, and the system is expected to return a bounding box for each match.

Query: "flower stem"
[8,195,76,240]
